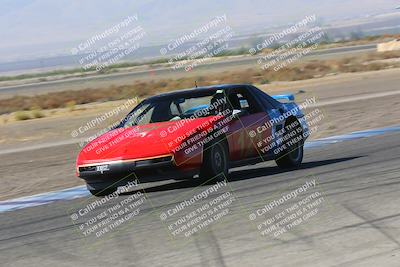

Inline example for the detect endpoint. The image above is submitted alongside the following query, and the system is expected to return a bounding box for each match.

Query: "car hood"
[76,117,220,166]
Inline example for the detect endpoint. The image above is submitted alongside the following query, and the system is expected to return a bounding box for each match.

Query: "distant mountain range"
[0,0,399,61]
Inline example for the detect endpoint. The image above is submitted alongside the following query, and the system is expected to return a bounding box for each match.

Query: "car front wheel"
[200,140,229,182]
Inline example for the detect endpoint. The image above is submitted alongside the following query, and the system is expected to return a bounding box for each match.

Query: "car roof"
[146,84,251,102]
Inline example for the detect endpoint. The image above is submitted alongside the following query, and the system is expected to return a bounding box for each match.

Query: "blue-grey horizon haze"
[0,0,399,62]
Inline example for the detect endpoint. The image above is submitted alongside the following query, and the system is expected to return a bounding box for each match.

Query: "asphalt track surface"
[0,44,376,98]
[0,131,399,266]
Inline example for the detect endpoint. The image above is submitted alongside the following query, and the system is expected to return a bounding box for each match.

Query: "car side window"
[227,89,262,114]
[170,102,181,117]
[249,86,280,110]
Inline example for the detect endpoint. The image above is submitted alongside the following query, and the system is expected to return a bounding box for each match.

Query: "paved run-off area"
[0,130,399,266]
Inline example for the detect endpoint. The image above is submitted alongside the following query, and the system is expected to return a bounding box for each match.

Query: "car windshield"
[120,92,227,127]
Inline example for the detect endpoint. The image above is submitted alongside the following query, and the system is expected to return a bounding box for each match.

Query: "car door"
[225,87,273,161]
[250,86,289,156]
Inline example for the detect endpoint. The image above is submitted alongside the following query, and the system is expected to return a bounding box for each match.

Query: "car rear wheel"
[275,119,304,169]
[200,140,229,182]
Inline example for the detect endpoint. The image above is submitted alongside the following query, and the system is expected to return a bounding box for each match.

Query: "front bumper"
[77,155,197,189]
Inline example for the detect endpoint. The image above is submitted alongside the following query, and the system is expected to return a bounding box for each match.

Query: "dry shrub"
[14,111,31,121]
[1,51,400,115]
[31,109,45,118]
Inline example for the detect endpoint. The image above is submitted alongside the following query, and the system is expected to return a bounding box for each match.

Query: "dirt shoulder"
[0,69,399,200]
[1,68,399,150]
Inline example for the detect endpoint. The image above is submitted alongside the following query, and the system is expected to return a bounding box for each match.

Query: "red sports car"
[76,84,309,196]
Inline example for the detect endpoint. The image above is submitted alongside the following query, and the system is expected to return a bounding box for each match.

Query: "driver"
[208,92,227,115]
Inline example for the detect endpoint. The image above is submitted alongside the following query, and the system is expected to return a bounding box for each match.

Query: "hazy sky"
[0,0,399,60]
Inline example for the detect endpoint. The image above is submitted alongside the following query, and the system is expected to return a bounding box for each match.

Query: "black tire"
[200,139,229,182]
[275,118,304,169]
